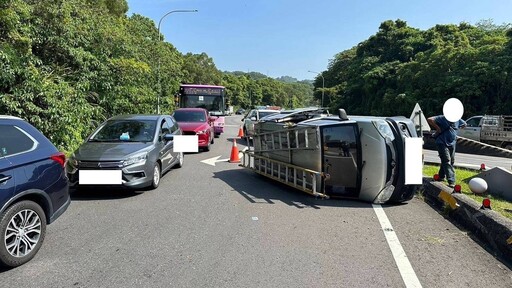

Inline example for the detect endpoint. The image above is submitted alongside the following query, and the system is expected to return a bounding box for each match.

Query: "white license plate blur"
[79,170,122,185]
[404,138,423,185]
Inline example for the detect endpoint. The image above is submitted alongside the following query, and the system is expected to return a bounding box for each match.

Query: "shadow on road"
[213,168,372,210]
[225,137,250,145]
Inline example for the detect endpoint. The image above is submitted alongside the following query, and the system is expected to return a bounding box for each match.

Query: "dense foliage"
[4,1,509,153]
[0,0,314,152]
[315,19,512,118]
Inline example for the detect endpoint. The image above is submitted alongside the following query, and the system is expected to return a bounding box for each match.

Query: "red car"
[172,108,215,151]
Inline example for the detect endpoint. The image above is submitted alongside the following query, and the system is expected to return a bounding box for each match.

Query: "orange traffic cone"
[229,138,241,163]
[237,126,244,138]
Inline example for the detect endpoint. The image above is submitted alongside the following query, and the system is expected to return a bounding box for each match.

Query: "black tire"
[204,141,211,152]
[211,134,214,144]
[175,152,184,168]
[0,200,47,268]
[150,163,161,189]
[214,132,220,138]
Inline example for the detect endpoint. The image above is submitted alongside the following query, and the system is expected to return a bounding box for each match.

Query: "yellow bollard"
[438,190,459,210]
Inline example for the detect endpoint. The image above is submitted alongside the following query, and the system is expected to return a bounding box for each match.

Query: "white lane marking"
[200,156,229,166]
[252,217,259,221]
[372,204,422,288]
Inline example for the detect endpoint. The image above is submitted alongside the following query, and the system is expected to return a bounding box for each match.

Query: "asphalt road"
[1,115,511,287]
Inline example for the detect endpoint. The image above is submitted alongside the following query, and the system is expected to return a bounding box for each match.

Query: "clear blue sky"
[127,0,512,81]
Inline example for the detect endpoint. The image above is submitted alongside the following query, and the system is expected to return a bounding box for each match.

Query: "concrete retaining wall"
[422,178,512,263]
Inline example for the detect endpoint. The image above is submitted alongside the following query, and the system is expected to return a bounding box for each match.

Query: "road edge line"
[372,204,422,288]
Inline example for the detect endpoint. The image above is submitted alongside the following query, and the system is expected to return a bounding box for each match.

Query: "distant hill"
[275,76,298,83]
[224,71,269,80]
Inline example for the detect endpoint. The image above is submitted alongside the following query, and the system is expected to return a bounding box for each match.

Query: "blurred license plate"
[79,170,122,185]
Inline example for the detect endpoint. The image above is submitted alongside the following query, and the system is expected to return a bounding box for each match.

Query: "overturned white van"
[240,108,423,203]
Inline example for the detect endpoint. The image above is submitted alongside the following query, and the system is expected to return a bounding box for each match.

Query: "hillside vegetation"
[0,0,313,152]
[2,1,511,152]
[315,20,512,118]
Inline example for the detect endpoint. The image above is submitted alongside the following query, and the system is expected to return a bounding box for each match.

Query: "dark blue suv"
[0,116,70,267]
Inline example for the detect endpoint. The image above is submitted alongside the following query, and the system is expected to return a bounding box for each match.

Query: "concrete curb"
[422,177,512,263]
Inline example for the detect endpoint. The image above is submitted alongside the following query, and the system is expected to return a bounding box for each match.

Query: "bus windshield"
[181,95,222,112]
[179,85,226,115]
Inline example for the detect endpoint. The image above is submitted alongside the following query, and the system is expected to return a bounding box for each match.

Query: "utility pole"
[156,9,198,114]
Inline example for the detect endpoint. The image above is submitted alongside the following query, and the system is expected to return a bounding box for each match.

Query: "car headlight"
[196,130,207,135]
[123,152,148,167]
[69,153,78,167]
[372,120,395,141]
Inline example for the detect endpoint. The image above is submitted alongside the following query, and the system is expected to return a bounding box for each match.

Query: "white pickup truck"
[457,115,512,150]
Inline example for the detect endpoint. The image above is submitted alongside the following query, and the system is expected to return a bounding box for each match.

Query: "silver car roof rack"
[261,107,331,123]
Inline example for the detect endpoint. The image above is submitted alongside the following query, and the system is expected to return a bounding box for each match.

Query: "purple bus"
[178,84,226,137]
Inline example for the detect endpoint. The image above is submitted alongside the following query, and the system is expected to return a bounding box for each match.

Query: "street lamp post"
[156,9,198,114]
[308,70,324,108]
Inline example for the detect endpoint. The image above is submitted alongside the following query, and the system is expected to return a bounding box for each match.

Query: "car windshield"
[173,111,206,122]
[90,119,157,142]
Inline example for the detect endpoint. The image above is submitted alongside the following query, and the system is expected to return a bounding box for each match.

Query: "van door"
[321,124,361,198]
[458,116,482,141]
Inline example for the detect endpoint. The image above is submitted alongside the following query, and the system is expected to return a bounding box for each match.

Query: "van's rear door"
[320,123,361,198]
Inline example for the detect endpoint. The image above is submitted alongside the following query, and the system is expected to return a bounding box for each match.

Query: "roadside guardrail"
[423,135,512,159]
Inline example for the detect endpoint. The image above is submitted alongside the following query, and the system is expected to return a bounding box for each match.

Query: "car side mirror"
[250,117,257,121]
[163,134,174,141]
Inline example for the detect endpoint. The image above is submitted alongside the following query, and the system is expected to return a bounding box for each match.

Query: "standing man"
[427,115,467,187]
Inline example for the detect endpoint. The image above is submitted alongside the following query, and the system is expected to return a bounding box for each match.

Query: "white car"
[457,115,483,141]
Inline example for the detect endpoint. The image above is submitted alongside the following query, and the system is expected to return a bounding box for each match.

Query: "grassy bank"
[423,164,512,220]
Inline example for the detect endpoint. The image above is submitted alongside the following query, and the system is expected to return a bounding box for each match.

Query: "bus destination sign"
[183,87,222,96]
